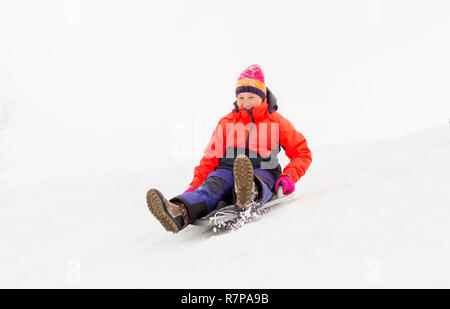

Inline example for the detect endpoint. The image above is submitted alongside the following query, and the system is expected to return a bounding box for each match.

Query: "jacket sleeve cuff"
[280,172,298,183]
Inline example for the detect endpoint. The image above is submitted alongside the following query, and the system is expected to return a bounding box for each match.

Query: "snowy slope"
[1,0,450,289]
[1,125,449,288]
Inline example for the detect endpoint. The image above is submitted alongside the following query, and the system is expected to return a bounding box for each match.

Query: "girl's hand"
[275,176,295,195]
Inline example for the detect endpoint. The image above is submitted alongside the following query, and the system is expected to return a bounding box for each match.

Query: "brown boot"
[233,154,256,208]
[146,189,189,233]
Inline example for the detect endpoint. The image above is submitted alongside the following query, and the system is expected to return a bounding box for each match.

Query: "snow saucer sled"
[192,186,296,229]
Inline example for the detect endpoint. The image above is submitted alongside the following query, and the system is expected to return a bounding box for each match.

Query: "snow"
[1,0,450,288]
[1,125,449,288]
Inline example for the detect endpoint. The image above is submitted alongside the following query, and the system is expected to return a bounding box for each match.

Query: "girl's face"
[236,92,263,110]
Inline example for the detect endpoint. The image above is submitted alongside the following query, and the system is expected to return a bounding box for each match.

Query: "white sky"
[1,0,449,185]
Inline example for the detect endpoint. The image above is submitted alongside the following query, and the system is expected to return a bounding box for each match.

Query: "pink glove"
[183,186,197,194]
[275,176,295,195]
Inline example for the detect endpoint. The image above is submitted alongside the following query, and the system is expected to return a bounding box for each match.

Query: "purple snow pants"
[170,168,276,224]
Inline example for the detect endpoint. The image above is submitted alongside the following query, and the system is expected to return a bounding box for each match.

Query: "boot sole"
[146,189,180,233]
[233,155,254,208]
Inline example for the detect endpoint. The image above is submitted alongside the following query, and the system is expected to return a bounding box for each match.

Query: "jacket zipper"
[245,109,255,156]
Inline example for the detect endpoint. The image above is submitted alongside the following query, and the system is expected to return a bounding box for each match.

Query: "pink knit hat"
[235,64,267,101]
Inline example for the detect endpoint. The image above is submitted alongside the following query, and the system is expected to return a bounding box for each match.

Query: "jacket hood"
[233,87,278,114]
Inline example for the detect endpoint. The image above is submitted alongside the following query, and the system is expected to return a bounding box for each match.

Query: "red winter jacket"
[189,88,312,189]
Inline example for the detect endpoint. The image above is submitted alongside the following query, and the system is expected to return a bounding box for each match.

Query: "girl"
[147,64,312,233]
